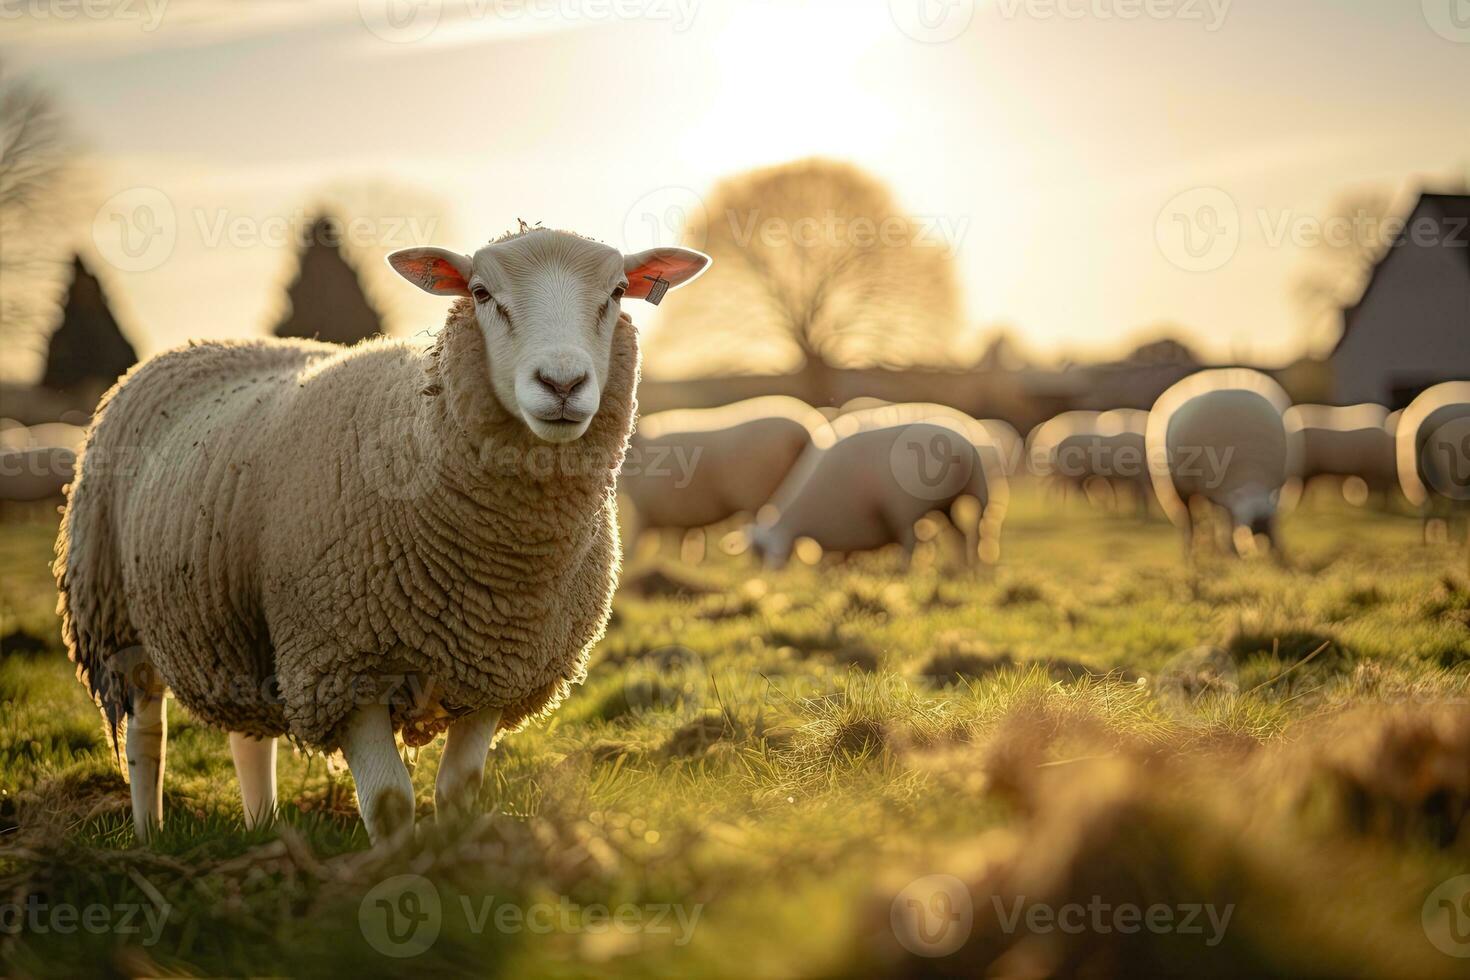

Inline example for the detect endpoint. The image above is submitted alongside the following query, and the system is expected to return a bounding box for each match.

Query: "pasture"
[1,489,1467,977]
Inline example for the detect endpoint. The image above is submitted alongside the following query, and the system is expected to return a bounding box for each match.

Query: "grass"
[0,487,1467,977]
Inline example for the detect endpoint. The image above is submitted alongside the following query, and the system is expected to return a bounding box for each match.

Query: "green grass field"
[1,489,1468,977]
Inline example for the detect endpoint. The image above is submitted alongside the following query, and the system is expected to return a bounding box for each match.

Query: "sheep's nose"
[535,370,587,400]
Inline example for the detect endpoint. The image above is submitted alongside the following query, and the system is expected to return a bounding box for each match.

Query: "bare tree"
[1292,188,1395,346]
[0,78,78,379]
[652,159,963,396]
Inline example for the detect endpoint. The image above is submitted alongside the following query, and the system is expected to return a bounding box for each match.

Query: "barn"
[1330,192,1470,408]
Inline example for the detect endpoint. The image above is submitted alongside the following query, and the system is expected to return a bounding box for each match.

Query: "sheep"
[1146,368,1297,558]
[1026,411,1100,500]
[0,421,86,502]
[836,398,1023,474]
[1028,410,1153,513]
[54,228,710,843]
[619,396,829,559]
[1283,403,1397,506]
[748,414,1008,568]
[1395,381,1470,545]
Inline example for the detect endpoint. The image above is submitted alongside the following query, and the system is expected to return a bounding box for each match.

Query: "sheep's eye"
[471,285,492,304]
[611,284,626,301]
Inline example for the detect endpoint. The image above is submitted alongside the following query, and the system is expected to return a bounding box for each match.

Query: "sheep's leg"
[229,732,277,829]
[434,705,502,823]
[1180,507,1196,563]
[126,681,167,843]
[339,703,413,845]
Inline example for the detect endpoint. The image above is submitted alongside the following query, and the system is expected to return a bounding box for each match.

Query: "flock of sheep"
[623,374,1470,565]
[24,224,1470,848]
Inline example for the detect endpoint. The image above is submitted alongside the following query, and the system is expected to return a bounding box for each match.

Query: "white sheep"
[0,421,86,502]
[1283,403,1397,505]
[619,396,829,556]
[1395,381,1470,543]
[1033,409,1153,514]
[837,399,1023,474]
[1146,368,1297,558]
[748,414,1008,568]
[54,228,710,843]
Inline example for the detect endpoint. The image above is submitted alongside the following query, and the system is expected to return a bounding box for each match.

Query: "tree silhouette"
[0,78,77,378]
[272,215,384,345]
[654,159,963,391]
[41,255,138,394]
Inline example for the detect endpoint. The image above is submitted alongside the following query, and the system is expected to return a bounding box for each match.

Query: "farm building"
[1330,192,1470,408]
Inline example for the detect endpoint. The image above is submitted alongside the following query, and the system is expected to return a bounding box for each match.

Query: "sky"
[2,0,1467,379]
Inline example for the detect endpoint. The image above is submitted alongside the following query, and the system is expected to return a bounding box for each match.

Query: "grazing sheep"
[1283,403,1398,505]
[54,228,710,842]
[0,422,86,502]
[1146,368,1297,558]
[619,396,829,555]
[1027,411,1100,497]
[1028,410,1151,512]
[834,400,1026,478]
[748,416,1008,568]
[1395,381,1470,543]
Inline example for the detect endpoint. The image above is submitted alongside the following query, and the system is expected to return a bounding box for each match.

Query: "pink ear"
[387,247,471,297]
[623,248,711,301]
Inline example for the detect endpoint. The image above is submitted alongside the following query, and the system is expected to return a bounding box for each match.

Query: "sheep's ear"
[387,247,472,297]
[623,248,711,303]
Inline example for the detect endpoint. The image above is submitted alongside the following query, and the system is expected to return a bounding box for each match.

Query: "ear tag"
[643,274,671,305]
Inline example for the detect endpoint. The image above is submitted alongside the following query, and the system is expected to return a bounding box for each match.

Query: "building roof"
[1332,192,1470,355]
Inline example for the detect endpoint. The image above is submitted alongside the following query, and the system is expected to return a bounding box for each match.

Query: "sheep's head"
[389,229,709,443]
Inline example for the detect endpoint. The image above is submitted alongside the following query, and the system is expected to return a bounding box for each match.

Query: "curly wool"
[55,299,638,750]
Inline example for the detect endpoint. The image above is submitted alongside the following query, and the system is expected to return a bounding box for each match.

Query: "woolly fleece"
[55,299,638,750]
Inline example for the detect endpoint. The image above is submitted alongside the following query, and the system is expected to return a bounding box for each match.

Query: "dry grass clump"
[1297,705,1470,850]
[855,706,1461,979]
